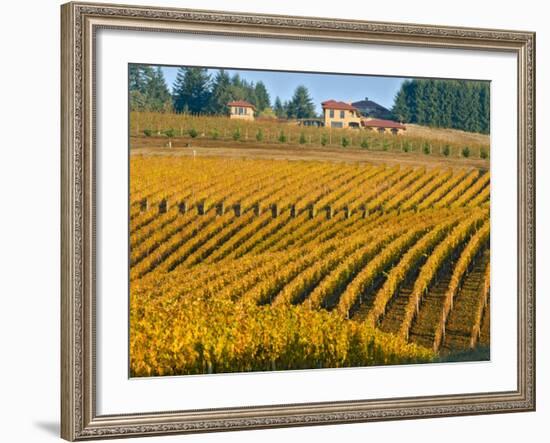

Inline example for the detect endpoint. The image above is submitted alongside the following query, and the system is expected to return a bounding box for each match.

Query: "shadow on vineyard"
[129,155,491,377]
[438,346,490,363]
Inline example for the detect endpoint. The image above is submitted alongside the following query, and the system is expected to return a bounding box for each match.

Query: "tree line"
[130,65,490,134]
[392,79,490,134]
[129,65,172,113]
[129,65,316,119]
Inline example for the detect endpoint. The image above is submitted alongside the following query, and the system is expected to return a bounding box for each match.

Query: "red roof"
[361,118,406,130]
[228,100,256,109]
[321,100,358,111]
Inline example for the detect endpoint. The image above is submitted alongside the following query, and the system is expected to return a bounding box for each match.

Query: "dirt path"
[442,248,490,352]
[131,142,489,170]
[480,295,491,347]
[408,273,452,350]
[377,283,414,335]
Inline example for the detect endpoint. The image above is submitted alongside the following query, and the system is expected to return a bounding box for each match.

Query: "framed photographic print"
[61,1,536,440]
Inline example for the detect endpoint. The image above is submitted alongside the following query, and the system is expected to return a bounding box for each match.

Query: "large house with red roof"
[228,100,256,121]
[322,99,406,134]
[321,100,362,129]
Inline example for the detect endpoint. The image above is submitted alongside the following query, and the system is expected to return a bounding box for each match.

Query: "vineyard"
[130,111,490,159]
[129,155,490,377]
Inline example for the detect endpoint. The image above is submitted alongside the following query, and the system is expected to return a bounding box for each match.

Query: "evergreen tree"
[422,80,438,127]
[286,85,315,119]
[413,80,427,125]
[227,73,258,106]
[274,96,285,118]
[231,73,243,88]
[479,84,490,134]
[437,80,454,128]
[452,84,470,131]
[244,87,257,109]
[129,65,171,112]
[129,90,147,112]
[229,74,246,100]
[463,83,481,133]
[129,64,146,93]
[392,86,410,122]
[145,67,171,112]
[254,81,271,112]
[235,77,256,108]
[283,100,291,118]
[172,67,211,114]
[129,65,150,111]
[208,69,233,115]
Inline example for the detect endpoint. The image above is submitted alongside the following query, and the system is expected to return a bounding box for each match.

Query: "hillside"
[130,112,491,165]
[130,155,490,376]
[405,124,490,147]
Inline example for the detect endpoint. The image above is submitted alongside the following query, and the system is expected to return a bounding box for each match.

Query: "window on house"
[329,109,334,118]
[238,107,244,115]
[340,110,345,119]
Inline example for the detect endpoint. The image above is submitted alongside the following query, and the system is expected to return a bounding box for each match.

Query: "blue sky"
[161,66,408,114]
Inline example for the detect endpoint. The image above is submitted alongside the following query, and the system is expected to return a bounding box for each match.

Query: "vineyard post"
[344,205,351,219]
[178,201,188,214]
[198,200,208,215]
[254,202,262,216]
[308,203,316,219]
[234,202,242,217]
[290,204,297,218]
[217,201,225,216]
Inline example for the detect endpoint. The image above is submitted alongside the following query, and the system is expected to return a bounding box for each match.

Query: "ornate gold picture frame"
[61,1,535,440]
